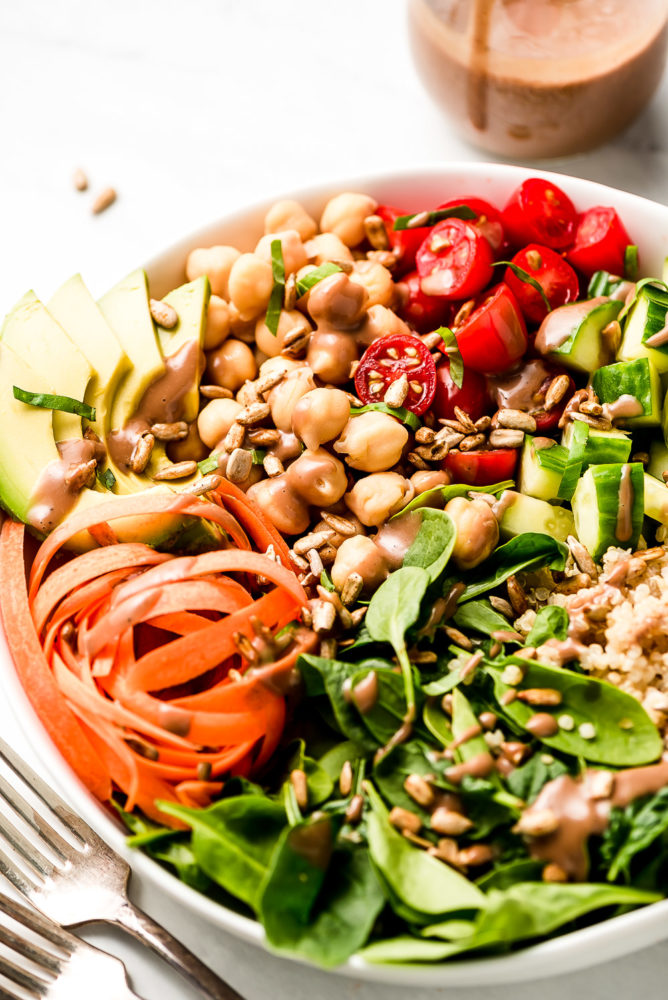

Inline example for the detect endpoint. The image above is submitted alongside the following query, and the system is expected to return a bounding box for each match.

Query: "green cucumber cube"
[498,490,574,544]
[591,357,661,427]
[618,283,668,373]
[572,463,644,560]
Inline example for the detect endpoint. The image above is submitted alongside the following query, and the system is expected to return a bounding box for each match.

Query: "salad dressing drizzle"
[28,438,101,533]
[615,463,634,543]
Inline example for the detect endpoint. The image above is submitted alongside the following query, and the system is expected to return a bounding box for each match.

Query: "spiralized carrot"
[0,486,316,825]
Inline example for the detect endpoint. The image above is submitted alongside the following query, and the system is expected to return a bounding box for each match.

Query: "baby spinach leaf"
[373,742,441,820]
[485,657,662,766]
[297,653,380,752]
[476,858,543,891]
[317,741,362,783]
[397,480,514,517]
[360,934,467,963]
[525,605,569,647]
[404,509,456,582]
[423,698,454,745]
[366,566,430,720]
[505,753,570,803]
[459,534,568,602]
[116,805,212,893]
[364,782,485,918]
[434,327,464,388]
[604,787,668,881]
[453,599,510,637]
[280,741,335,809]
[158,795,286,911]
[350,666,428,747]
[451,686,489,762]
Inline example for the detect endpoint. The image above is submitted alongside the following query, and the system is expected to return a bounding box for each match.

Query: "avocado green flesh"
[643,472,668,524]
[158,276,209,423]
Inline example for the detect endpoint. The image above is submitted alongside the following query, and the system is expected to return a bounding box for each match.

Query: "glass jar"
[408,0,668,158]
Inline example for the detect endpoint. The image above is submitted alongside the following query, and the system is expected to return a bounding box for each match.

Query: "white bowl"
[4,162,668,987]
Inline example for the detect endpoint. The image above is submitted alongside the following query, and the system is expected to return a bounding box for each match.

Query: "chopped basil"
[587,270,625,299]
[493,261,551,313]
[197,454,219,475]
[252,448,266,465]
[624,244,639,281]
[434,326,463,388]
[295,262,342,298]
[13,386,96,421]
[349,403,421,432]
[392,204,477,231]
[319,569,336,592]
[96,467,116,491]
[265,239,286,336]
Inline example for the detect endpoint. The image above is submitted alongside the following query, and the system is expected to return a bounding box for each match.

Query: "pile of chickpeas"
[172,192,466,599]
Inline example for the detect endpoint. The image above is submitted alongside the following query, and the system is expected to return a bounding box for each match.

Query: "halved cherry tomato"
[354,334,437,415]
[416,218,494,300]
[504,244,579,324]
[566,206,633,277]
[502,179,577,251]
[454,283,528,375]
[487,359,575,433]
[432,361,489,423]
[396,270,455,333]
[444,448,518,486]
[376,205,429,273]
[438,197,505,252]
[533,374,575,432]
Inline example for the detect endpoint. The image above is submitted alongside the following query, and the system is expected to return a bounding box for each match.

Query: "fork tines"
[0,889,73,997]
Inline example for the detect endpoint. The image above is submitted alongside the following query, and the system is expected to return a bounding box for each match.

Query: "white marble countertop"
[1,1,668,997]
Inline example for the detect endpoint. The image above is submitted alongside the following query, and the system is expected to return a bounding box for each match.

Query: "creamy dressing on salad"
[535,297,609,355]
[615,463,634,543]
[603,394,644,421]
[28,437,101,533]
[488,358,552,412]
[373,511,423,570]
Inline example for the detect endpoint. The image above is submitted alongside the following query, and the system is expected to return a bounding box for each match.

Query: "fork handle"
[115,899,245,1000]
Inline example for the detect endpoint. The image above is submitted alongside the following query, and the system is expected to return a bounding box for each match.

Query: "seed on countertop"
[149,298,178,330]
[73,167,88,191]
[150,421,188,441]
[152,460,198,481]
[91,186,117,215]
[388,806,422,835]
[200,384,234,399]
[404,773,435,807]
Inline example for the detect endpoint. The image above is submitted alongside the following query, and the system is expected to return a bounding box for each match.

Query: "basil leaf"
[459,533,568,602]
[13,386,96,421]
[434,326,463,388]
[251,448,266,465]
[624,244,639,281]
[392,204,477,231]
[524,605,569,647]
[494,261,551,312]
[404,509,456,582]
[197,454,219,475]
[265,238,286,336]
[349,403,421,432]
[587,270,625,299]
[96,467,116,491]
[295,262,342,297]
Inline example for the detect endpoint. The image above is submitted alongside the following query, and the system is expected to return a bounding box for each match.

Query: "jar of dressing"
[408,0,668,158]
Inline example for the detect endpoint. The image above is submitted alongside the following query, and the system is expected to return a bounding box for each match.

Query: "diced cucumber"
[572,463,644,560]
[587,271,625,299]
[591,357,661,427]
[558,420,589,501]
[537,298,622,375]
[648,440,668,481]
[643,472,668,523]
[519,437,563,502]
[498,490,574,544]
[618,282,668,373]
[562,422,632,467]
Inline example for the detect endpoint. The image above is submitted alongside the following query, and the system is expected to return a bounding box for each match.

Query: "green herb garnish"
[295,262,342,298]
[434,326,463,388]
[265,239,286,336]
[197,454,219,475]
[493,261,551,312]
[535,443,568,474]
[392,205,477,231]
[251,448,266,465]
[13,386,96,421]
[624,244,639,281]
[349,403,420,432]
[587,270,625,299]
[96,467,116,491]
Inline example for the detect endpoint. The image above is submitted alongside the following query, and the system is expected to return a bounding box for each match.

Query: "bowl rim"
[5,159,668,987]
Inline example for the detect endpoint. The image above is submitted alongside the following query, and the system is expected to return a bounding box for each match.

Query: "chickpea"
[331,535,388,594]
[255,230,308,276]
[357,304,412,348]
[203,295,231,351]
[247,475,310,535]
[350,260,395,309]
[259,355,305,381]
[228,253,274,320]
[186,246,240,299]
[227,301,256,340]
[334,412,409,472]
[319,192,378,248]
[307,273,368,330]
[264,200,318,241]
[197,398,243,449]
[410,469,451,494]
[206,338,257,392]
[445,497,499,571]
[291,388,351,452]
[345,473,414,528]
[167,422,209,464]
[268,366,316,432]
[304,233,353,266]
[268,430,303,463]
[286,448,348,507]
[307,330,359,385]
[254,309,312,358]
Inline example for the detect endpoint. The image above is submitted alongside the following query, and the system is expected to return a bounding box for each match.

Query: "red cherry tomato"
[502,179,577,251]
[416,218,494,300]
[432,362,490,423]
[454,283,528,375]
[376,205,429,274]
[504,244,579,324]
[397,270,455,333]
[566,206,633,278]
[355,334,437,416]
[444,448,518,487]
[438,197,505,252]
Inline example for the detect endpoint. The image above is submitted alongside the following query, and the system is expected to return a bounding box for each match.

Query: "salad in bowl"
[3,165,668,977]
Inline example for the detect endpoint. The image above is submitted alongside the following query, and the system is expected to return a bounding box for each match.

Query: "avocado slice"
[1,291,92,443]
[157,276,210,423]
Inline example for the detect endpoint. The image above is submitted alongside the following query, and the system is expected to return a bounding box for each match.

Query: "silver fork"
[0,737,243,1000]
[0,887,144,999]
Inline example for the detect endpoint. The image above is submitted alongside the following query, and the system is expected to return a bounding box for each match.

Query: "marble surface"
[1,1,668,997]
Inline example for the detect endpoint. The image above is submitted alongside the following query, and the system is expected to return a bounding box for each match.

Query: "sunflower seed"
[516,688,562,706]
[200,384,234,399]
[91,186,117,214]
[430,808,473,836]
[544,374,571,411]
[339,760,354,797]
[404,774,435,808]
[73,167,88,191]
[388,807,422,834]
[152,460,198,481]
[567,534,598,579]
[340,572,364,606]
[311,599,337,634]
[290,769,309,809]
[454,406,476,432]
[263,453,284,478]
[255,369,286,396]
[150,421,188,441]
[129,432,154,473]
[513,808,560,837]
[247,427,280,446]
[224,422,246,452]
[384,373,409,408]
[571,411,612,431]
[319,511,357,537]
[236,401,271,426]
[364,214,390,251]
[149,298,178,330]
[64,459,97,490]
[459,433,486,452]
[226,448,253,483]
[187,473,222,495]
[489,428,525,448]
[293,530,335,556]
[497,409,536,432]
